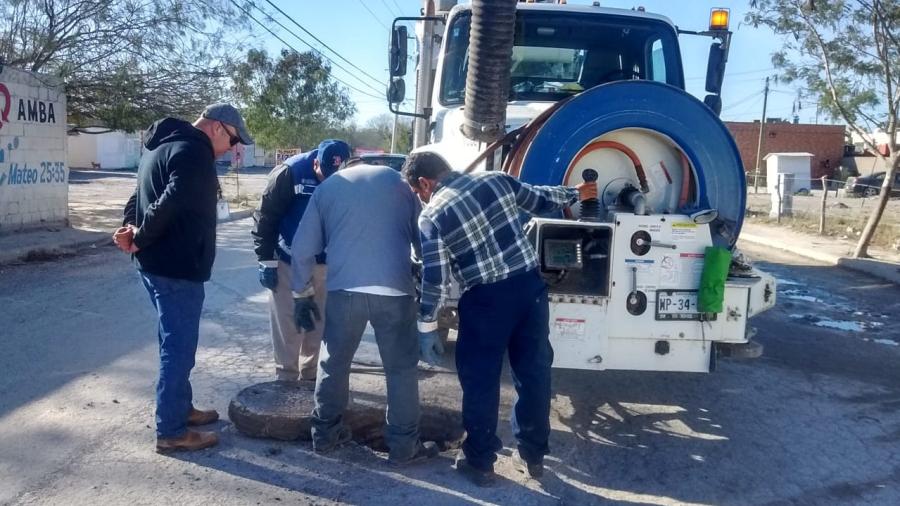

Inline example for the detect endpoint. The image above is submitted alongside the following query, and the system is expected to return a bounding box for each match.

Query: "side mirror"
[390,25,408,77]
[704,94,722,115]
[705,42,726,94]
[388,78,406,104]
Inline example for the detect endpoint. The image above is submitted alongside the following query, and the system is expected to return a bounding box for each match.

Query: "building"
[0,67,68,232]
[68,129,141,170]
[725,121,845,183]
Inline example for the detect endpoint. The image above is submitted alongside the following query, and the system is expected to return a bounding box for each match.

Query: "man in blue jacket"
[251,140,351,382]
[117,103,252,453]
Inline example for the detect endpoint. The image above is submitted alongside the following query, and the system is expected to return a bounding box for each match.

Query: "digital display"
[543,239,583,270]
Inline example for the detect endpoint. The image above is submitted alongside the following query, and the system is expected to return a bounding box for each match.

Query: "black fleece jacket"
[123,118,218,282]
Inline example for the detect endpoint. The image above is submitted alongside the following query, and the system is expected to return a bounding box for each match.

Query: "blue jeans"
[456,269,553,471]
[140,272,205,439]
[311,290,421,460]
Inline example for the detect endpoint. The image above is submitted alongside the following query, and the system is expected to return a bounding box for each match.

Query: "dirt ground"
[745,191,900,249]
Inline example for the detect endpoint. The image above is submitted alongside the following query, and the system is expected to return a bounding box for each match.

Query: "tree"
[360,114,413,153]
[329,114,413,154]
[748,0,900,258]
[229,48,355,150]
[0,0,242,131]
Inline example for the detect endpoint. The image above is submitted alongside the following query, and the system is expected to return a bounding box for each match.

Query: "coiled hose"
[462,0,518,143]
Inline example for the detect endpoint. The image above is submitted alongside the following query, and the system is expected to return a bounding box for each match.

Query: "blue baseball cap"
[317,139,351,177]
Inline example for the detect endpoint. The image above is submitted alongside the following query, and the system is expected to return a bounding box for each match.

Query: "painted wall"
[0,67,68,232]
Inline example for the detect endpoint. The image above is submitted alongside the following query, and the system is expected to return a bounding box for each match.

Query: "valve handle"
[579,168,601,222]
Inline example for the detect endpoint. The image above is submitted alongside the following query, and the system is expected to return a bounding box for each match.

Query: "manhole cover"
[229,381,464,450]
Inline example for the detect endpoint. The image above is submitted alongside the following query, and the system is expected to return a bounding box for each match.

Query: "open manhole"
[229,380,464,451]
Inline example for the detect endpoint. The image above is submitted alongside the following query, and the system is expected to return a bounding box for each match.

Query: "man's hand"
[417,320,445,366]
[576,180,599,201]
[113,225,140,254]
[258,261,278,291]
[293,294,321,332]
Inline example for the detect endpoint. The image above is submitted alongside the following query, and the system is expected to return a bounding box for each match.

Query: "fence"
[215,163,272,209]
[745,175,899,249]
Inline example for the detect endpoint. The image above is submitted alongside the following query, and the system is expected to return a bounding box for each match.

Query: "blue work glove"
[293,290,321,332]
[258,261,278,291]
[417,320,445,365]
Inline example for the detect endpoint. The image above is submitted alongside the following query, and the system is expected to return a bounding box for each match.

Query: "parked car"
[358,153,407,172]
[846,172,900,197]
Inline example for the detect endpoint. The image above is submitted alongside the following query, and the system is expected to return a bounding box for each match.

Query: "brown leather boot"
[187,407,219,426]
[156,430,219,453]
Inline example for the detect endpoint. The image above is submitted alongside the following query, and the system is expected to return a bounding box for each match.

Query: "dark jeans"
[311,290,421,460]
[456,269,553,471]
[140,272,205,439]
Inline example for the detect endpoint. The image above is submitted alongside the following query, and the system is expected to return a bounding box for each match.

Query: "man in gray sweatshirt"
[290,161,438,464]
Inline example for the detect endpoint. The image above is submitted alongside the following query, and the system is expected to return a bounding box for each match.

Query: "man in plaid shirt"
[403,151,597,486]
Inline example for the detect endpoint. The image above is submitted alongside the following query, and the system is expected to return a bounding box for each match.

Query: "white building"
[764,152,813,193]
[67,129,142,170]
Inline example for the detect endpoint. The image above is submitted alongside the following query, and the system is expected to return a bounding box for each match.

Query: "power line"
[244,1,384,96]
[379,0,401,18]
[356,0,391,31]
[390,0,404,15]
[722,89,764,112]
[685,67,776,82]
[263,0,387,88]
[228,0,384,100]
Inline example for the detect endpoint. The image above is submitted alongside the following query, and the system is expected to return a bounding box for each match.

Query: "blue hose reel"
[518,81,746,249]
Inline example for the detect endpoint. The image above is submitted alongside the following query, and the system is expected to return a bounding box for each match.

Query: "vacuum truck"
[387,0,776,373]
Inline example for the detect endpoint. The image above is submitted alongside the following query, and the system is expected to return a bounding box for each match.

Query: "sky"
[246,0,826,127]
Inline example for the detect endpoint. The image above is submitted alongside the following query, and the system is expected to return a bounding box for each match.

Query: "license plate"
[655,290,703,321]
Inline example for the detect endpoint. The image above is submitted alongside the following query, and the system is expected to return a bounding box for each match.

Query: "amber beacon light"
[709,8,730,31]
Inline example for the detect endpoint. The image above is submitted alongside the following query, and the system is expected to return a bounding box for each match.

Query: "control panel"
[528,218,613,297]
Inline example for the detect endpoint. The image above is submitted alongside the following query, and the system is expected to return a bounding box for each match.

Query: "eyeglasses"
[220,122,240,147]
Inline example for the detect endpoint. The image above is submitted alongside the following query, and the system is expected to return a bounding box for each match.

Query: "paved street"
[0,219,898,505]
[67,168,269,232]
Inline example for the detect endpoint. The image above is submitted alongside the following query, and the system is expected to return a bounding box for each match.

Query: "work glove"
[258,261,278,291]
[411,258,424,302]
[293,287,321,332]
[417,320,445,366]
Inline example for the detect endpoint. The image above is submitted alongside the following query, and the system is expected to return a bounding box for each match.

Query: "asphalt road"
[0,219,898,505]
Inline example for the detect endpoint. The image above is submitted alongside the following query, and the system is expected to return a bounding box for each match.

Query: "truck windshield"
[440,10,683,105]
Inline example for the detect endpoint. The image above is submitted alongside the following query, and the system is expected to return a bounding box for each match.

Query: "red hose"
[563,140,649,192]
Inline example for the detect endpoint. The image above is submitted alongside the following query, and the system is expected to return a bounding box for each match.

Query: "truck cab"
[433,3,682,164]
[390,1,728,170]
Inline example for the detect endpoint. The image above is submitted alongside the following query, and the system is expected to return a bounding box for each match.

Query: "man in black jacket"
[116,103,252,453]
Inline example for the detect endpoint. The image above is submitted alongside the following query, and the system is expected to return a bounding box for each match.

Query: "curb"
[1,210,256,267]
[739,232,900,285]
[0,231,111,266]
[219,209,254,222]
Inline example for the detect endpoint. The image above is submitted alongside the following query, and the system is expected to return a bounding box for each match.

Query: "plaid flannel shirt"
[417,171,579,322]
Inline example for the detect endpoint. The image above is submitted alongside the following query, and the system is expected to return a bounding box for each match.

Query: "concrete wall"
[69,130,142,170]
[98,131,141,169]
[0,67,68,232]
[67,132,97,169]
[725,121,845,181]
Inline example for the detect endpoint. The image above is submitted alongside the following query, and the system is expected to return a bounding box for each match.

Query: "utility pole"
[390,113,399,153]
[412,0,436,149]
[753,76,770,193]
